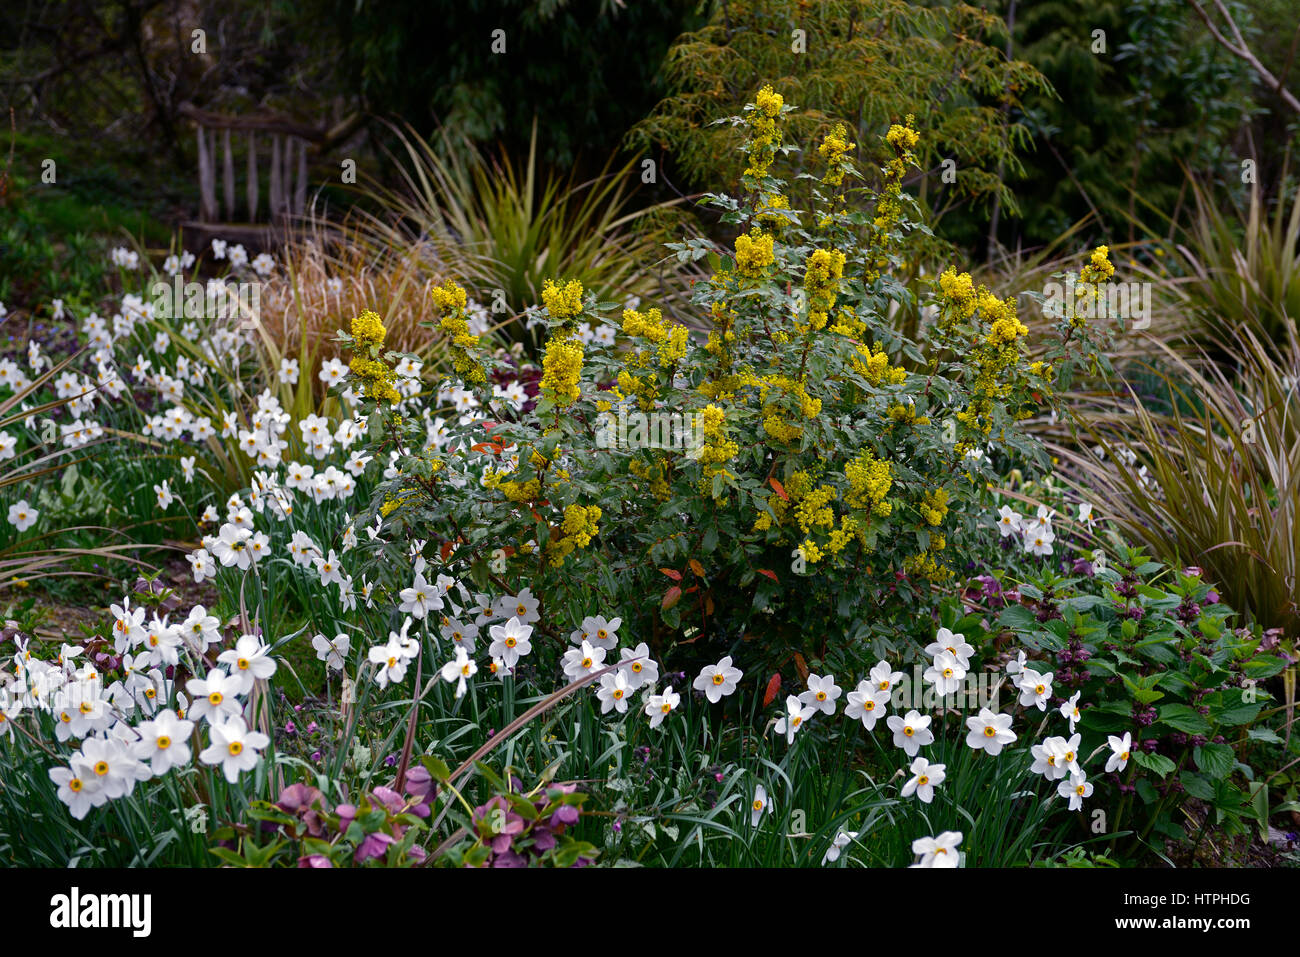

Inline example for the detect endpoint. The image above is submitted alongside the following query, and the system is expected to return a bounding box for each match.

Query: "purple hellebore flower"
[404,765,435,800]
[473,796,526,853]
[354,831,396,863]
[298,854,333,868]
[336,804,357,831]
[277,782,323,812]
[550,804,580,828]
[277,782,329,836]
[371,786,405,815]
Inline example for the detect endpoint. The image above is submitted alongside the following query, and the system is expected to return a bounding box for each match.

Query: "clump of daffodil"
[432,281,486,385]
[346,310,400,404]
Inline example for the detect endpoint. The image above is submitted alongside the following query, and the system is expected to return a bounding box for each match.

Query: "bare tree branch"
[1185,0,1300,115]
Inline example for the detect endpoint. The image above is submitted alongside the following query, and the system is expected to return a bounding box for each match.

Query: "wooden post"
[197,125,217,222]
[295,136,307,215]
[269,134,282,224]
[246,132,259,222]
[222,128,235,221]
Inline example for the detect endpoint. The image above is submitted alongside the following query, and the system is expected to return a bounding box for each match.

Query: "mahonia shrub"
[356,87,1105,678]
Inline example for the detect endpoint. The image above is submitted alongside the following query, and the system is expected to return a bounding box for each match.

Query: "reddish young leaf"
[661,586,682,610]
[757,568,779,582]
[769,477,788,501]
[762,673,782,708]
[659,568,683,581]
[688,558,705,578]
